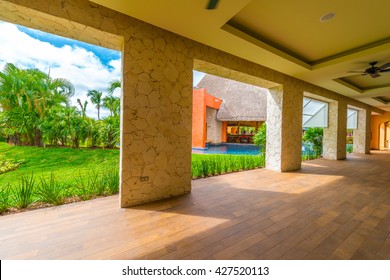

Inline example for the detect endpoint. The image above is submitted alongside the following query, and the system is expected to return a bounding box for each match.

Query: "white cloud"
[0,21,121,118]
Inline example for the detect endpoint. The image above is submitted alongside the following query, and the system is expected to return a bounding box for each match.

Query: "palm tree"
[107,79,121,95]
[102,95,120,117]
[77,98,88,117]
[0,63,75,146]
[87,90,103,120]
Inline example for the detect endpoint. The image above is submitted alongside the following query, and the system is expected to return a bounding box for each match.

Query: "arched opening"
[378,121,390,149]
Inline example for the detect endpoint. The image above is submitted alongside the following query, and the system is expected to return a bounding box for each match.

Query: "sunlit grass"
[0,142,119,186]
[192,154,265,178]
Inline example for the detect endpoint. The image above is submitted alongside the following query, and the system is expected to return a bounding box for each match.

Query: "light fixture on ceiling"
[320,12,336,22]
[206,0,219,10]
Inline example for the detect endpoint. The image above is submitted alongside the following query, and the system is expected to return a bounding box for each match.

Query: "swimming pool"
[192,143,262,155]
[192,143,323,156]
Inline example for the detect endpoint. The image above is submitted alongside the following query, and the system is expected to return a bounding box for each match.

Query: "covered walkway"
[0,151,389,260]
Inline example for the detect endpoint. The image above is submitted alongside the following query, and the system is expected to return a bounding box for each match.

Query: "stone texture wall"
[120,28,193,206]
[266,85,302,172]
[323,101,347,160]
[266,86,283,171]
[353,109,371,154]
[281,85,303,171]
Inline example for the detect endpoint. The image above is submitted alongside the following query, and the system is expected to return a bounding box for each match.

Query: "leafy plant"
[101,167,120,195]
[0,182,11,214]
[11,173,36,209]
[0,160,21,174]
[74,170,102,200]
[253,123,266,155]
[191,154,265,179]
[36,172,68,205]
[302,127,323,155]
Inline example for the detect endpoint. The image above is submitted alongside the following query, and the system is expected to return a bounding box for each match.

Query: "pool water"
[192,143,262,155]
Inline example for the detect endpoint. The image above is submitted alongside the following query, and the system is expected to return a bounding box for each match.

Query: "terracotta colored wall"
[222,122,227,142]
[371,112,390,149]
[192,89,222,148]
[205,93,223,109]
[192,89,207,149]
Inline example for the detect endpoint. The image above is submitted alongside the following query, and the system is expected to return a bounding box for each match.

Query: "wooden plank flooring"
[0,151,389,260]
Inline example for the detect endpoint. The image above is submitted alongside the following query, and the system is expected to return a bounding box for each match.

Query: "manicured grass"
[0,142,119,186]
[191,153,265,178]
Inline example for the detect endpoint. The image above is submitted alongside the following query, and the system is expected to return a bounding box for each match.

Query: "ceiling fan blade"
[379,62,390,70]
[379,69,390,73]
[348,70,365,73]
[206,0,219,9]
[370,73,380,78]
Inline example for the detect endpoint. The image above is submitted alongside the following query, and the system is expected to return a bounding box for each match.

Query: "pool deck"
[0,151,389,259]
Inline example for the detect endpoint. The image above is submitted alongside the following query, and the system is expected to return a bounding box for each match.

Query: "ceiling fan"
[349,61,390,78]
[206,0,219,9]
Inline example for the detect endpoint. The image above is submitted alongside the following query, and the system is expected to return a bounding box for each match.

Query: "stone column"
[323,100,347,160]
[266,85,302,172]
[353,108,371,154]
[120,32,193,207]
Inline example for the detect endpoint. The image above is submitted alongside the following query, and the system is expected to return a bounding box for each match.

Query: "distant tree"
[302,127,323,155]
[107,79,121,95]
[253,123,266,147]
[0,63,74,146]
[102,95,120,117]
[87,90,103,120]
[100,116,120,148]
[77,98,88,118]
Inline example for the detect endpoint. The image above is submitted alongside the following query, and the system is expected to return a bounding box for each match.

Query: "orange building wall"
[221,122,227,142]
[371,112,390,149]
[192,88,222,149]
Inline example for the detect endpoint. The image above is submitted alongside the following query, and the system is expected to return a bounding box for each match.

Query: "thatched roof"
[196,74,267,121]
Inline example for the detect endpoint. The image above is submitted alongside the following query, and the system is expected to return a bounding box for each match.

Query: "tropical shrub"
[191,154,265,178]
[302,127,323,155]
[101,167,120,195]
[11,174,36,209]
[36,173,69,205]
[0,183,11,214]
[253,123,266,154]
[0,63,74,146]
[0,159,22,174]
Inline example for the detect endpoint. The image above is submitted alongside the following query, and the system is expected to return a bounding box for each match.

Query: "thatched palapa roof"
[196,74,267,122]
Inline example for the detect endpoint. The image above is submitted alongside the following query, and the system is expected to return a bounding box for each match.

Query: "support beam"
[266,85,302,172]
[353,108,371,154]
[120,34,193,207]
[323,101,347,160]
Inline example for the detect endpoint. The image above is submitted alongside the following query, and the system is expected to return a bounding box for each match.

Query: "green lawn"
[1,142,265,185]
[0,142,119,186]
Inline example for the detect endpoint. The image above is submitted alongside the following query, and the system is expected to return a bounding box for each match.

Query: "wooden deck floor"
[0,151,389,260]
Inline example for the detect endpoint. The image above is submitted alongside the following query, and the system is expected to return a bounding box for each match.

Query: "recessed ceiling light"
[320,12,336,23]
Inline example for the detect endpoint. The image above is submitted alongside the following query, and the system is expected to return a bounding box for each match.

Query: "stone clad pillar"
[120,31,193,207]
[353,108,371,154]
[266,85,303,172]
[323,101,347,160]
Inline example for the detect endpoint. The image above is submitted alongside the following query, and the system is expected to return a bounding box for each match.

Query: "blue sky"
[0,20,122,118]
[17,25,121,70]
[0,20,205,118]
